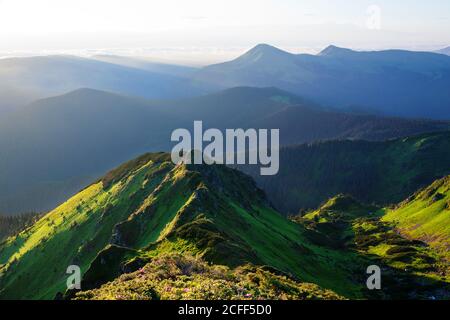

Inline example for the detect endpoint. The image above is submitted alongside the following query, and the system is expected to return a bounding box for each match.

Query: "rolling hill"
[1,87,449,214]
[91,55,198,78]
[240,131,450,215]
[157,86,450,144]
[0,55,208,112]
[295,194,450,299]
[194,44,450,119]
[0,88,183,214]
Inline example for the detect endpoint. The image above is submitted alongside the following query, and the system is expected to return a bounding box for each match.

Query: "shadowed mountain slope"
[0,55,209,112]
[195,44,450,119]
[0,87,449,214]
[240,131,450,214]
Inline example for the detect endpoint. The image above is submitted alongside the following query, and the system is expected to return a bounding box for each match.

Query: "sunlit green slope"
[0,153,363,299]
[296,195,450,299]
[383,175,450,255]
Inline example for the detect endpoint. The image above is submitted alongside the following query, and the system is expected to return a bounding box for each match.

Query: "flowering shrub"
[75,254,343,300]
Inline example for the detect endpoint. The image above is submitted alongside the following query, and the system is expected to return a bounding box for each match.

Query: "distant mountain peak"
[64,87,111,96]
[36,88,119,103]
[251,43,282,52]
[318,45,355,56]
[436,45,450,56]
[218,86,292,96]
[240,44,292,62]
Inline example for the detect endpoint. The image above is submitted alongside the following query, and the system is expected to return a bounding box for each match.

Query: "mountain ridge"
[195,44,450,119]
[0,153,365,299]
[240,131,450,214]
[318,45,355,56]
[1,86,450,215]
[436,46,450,56]
[1,152,449,299]
[0,55,210,112]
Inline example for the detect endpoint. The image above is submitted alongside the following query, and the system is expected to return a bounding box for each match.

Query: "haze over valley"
[1,0,449,301]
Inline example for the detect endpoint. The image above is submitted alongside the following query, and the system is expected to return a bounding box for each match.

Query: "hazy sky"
[0,0,449,63]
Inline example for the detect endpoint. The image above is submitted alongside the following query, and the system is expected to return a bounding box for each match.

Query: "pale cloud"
[0,0,448,63]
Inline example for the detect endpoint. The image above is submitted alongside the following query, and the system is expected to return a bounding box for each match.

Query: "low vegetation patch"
[75,254,343,300]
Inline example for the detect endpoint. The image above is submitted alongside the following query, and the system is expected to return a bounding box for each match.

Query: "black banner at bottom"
[0,300,447,318]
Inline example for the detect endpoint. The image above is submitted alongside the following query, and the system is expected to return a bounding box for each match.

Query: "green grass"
[296,194,450,299]
[383,175,450,256]
[0,155,174,299]
[2,152,449,300]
